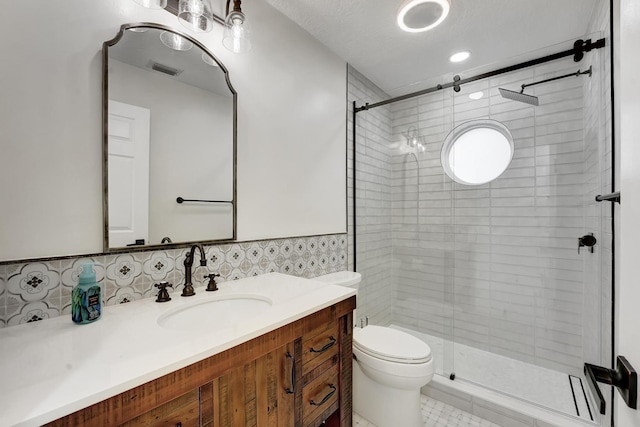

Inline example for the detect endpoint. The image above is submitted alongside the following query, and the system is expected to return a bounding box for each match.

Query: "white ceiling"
[265,0,600,97]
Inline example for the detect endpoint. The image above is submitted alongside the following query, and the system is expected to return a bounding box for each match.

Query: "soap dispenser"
[72,263,102,324]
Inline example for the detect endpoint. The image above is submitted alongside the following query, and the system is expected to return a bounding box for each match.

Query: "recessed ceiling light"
[397,0,450,33]
[450,51,471,63]
[469,91,484,100]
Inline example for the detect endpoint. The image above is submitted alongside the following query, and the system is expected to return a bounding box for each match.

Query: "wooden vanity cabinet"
[199,341,296,427]
[45,297,355,427]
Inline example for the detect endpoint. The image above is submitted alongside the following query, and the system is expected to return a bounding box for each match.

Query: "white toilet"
[313,271,434,427]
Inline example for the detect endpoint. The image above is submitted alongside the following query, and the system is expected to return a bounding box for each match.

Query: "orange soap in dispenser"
[71,263,102,324]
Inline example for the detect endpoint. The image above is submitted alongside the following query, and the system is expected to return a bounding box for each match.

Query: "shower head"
[499,66,592,107]
[498,87,539,106]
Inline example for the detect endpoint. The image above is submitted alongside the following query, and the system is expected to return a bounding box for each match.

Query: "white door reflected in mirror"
[441,119,514,185]
[108,100,150,247]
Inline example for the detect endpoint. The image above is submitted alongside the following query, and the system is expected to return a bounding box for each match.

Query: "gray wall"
[0,0,347,262]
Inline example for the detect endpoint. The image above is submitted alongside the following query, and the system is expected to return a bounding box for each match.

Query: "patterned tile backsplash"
[0,234,347,329]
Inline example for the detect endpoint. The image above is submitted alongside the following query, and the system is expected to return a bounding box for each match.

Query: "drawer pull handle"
[285,351,295,394]
[310,336,336,353]
[310,384,336,407]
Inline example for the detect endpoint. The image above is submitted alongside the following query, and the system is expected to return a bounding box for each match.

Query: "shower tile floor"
[390,325,594,422]
[353,394,502,427]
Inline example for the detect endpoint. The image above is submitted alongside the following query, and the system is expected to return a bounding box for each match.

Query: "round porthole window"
[441,119,514,185]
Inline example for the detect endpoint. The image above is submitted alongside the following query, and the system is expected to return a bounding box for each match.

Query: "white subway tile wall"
[0,234,347,328]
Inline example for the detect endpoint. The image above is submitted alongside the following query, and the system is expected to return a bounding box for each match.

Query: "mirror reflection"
[104,23,236,251]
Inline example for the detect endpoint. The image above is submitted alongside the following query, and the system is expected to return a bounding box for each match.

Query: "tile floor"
[353,394,502,427]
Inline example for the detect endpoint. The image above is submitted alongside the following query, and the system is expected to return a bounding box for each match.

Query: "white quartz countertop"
[0,272,356,427]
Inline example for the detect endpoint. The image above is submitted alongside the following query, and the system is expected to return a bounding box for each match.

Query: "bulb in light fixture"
[159,31,193,51]
[223,10,251,53]
[450,51,471,63]
[178,0,214,32]
[469,91,484,100]
[133,0,167,10]
[397,0,450,33]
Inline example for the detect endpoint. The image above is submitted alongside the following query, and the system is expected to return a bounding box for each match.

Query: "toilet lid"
[353,326,432,364]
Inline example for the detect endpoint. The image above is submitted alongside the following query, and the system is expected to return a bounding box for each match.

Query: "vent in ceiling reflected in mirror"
[148,61,183,77]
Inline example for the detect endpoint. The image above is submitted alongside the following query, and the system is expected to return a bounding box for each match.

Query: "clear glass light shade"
[222,11,251,53]
[159,31,193,51]
[201,52,219,67]
[178,0,214,33]
[133,0,167,9]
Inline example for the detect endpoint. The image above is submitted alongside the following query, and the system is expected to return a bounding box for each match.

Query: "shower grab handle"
[584,356,637,415]
[595,192,621,203]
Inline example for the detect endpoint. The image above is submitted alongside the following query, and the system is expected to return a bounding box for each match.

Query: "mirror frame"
[102,22,237,252]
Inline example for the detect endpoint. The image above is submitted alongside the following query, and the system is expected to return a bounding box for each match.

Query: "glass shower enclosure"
[348,34,612,424]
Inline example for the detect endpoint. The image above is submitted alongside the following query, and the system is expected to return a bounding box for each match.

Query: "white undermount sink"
[157,294,273,331]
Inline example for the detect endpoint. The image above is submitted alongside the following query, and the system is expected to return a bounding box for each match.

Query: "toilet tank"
[313,271,361,328]
[312,271,361,291]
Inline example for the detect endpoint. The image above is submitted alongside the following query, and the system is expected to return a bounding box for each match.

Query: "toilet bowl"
[313,272,434,427]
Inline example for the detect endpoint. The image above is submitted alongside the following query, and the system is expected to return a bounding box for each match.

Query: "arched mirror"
[441,119,514,185]
[103,23,236,251]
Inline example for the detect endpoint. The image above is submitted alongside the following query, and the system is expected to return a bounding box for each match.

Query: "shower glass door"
[445,41,610,422]
[389,80,457,379]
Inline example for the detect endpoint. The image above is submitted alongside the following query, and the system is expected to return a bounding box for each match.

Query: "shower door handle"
[584,356,637,414]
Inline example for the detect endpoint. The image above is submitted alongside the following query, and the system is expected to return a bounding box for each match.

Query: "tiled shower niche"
[0,234,348,328]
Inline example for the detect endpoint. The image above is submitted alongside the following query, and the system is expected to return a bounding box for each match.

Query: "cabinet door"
[200,341,296,427]
[119,389,199,427]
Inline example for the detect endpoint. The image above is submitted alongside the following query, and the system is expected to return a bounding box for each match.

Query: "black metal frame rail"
[354,38,605,113]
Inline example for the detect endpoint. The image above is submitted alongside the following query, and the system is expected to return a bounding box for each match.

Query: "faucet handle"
[205,273,220,292]
[154,282,173,303]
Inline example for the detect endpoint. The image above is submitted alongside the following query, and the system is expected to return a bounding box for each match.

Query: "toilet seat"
[353,326,432,364]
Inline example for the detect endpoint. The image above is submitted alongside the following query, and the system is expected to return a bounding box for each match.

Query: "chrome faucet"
[182,243,207,297]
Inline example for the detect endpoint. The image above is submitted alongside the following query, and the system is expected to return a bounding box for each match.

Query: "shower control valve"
[578,233,597,254]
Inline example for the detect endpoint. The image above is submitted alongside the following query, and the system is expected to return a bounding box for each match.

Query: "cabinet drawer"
[302,364,339,425]
[302,322,339,376]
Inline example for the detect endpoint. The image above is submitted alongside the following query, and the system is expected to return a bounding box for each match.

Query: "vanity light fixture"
[397,0,450,33]
[178,0,215,33]
[132,0,252,53]
[449,51,470,63]
[469,91,484,100]
[222,0,251,53]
